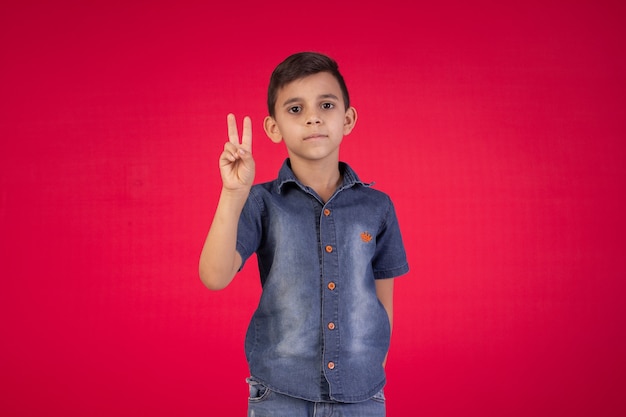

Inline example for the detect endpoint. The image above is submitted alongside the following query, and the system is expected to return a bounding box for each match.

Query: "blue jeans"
[247,378,386,417]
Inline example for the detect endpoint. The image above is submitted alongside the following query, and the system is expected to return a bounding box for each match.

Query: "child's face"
[264,72,357,164]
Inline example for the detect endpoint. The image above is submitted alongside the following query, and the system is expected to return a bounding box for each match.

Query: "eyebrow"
[281,93,340,107]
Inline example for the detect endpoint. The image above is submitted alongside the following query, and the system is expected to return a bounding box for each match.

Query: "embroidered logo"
[360,231,373,243]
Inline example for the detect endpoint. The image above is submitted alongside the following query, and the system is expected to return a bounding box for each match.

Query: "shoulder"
[246,177,283,212]
[249,178,279,199]
[347,183,396,208]
[340,163,394,201]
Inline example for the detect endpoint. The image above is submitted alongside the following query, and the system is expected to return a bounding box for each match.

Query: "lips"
[304,133,327,140]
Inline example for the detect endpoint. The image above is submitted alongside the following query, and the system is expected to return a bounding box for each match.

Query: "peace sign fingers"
[227,113,252,153]
[221,113,255,190]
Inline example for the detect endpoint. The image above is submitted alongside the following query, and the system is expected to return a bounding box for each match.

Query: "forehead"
[276,72,343,104]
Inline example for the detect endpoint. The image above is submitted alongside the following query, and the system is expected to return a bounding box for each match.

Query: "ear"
[264,116,283,144]
[343,106,358,135]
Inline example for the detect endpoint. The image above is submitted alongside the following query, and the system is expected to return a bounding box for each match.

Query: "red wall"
[1,1,625,415]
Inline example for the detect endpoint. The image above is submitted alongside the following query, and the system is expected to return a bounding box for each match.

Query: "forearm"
[199,188,248,290]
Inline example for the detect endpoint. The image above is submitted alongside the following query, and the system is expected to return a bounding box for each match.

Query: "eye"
[288,106,302,114]
[321,102,335,110]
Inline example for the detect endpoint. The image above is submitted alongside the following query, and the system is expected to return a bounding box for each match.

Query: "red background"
[1,1,625,415]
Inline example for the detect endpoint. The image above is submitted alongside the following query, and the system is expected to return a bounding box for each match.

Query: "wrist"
[218,186,250,210]
[221,185,250,198]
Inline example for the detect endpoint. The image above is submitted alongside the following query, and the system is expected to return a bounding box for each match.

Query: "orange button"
[327,282,336,290]
[323,208,331,216]
[328,322,336,330]
[327,362,335,370]
[325,245,333,253]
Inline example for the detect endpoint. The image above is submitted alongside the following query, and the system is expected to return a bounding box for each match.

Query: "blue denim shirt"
[236,159,409,403]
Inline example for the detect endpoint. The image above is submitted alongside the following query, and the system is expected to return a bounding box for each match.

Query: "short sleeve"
[235,188,264,271]
[372,197,410,279]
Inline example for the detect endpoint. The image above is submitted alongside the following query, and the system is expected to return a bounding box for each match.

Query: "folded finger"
[222,142,240,162]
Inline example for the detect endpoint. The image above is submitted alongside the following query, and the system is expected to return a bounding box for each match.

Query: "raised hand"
[200,114,254,289]
[220,113,255,192]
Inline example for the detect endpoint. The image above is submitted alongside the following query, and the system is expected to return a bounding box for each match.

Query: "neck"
[290,158,342,203]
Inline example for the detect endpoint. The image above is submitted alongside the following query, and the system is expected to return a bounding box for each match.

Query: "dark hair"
[267,52,350,117]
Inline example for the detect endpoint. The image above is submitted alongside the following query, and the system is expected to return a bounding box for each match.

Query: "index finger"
[227,113,239,145]
[241,116,252,152]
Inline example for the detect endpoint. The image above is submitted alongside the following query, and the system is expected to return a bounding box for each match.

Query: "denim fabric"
[237,159,409,403]
[247,377,386,417]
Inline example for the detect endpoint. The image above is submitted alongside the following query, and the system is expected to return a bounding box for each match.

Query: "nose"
[305,109,322,125]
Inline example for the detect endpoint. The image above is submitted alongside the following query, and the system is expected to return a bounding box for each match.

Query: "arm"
[199,114,255,290]
[375,278,394,367]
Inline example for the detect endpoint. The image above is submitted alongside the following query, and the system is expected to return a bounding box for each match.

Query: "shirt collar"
[276,159,371,194]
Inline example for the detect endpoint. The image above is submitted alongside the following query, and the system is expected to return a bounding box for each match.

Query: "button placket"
[321,203,339,379]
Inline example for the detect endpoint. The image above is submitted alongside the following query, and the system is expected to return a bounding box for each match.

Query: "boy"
[199,52,409,416]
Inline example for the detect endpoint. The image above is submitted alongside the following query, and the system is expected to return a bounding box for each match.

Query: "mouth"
[303,133,328,140]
